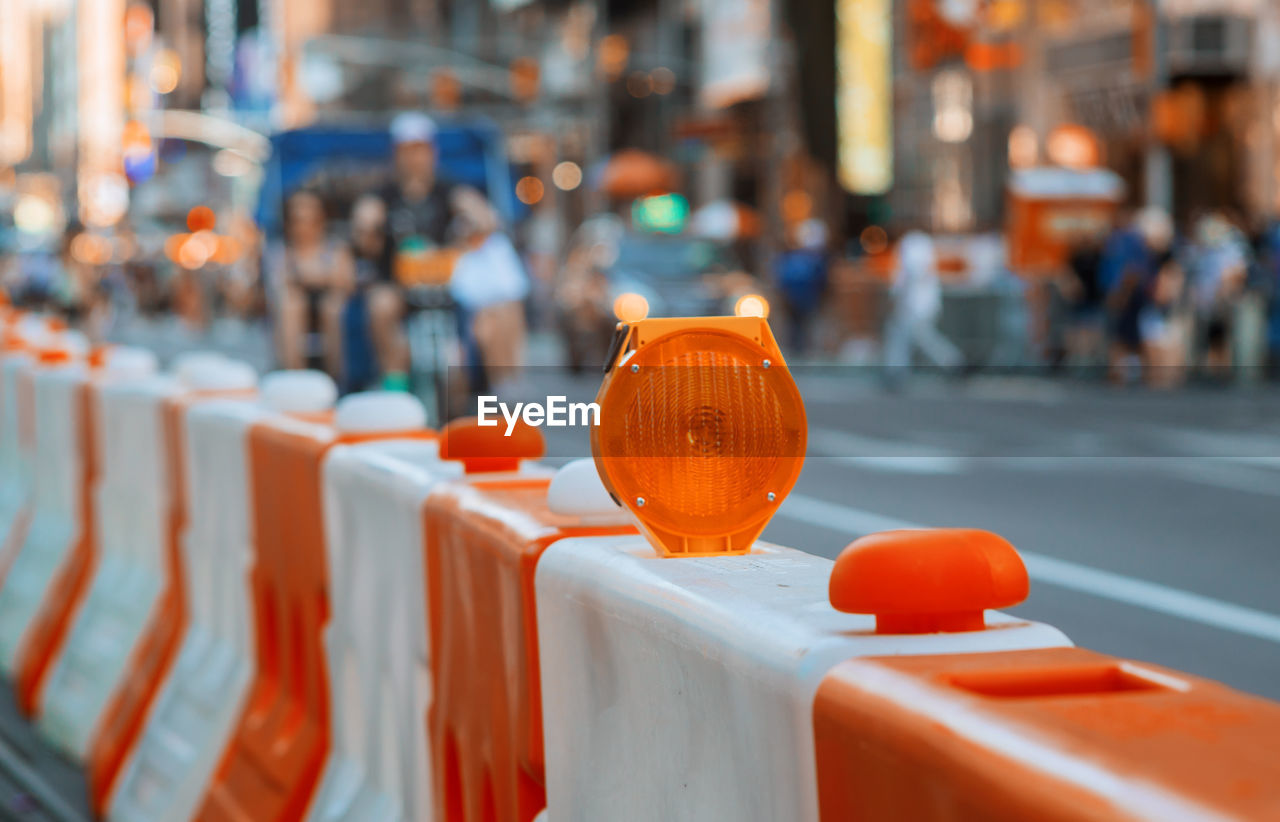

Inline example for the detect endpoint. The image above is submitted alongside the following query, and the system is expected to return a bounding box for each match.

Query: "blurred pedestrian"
[883,231,963,381]
[1099,209,1156,383]
[1189,213,1248,378]
[775,218,829,354]
[266,188,354,375]
[341,194,390,390]
[1049,226,1106,370]
[1258,219,1280,379]
[1134,209,1188,388]
[350,194,388,289]
[449,187,530,394]
[367,111,501,391]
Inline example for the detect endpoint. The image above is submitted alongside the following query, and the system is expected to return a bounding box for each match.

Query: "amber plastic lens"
[594,319,806,556]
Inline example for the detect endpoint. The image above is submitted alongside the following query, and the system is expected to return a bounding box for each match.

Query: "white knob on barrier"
[100,347,159,380]
[547,458,631,524]
[172,351,229,382]
[58,329,89,355]
[178,358,257,392]
[15,316,52,349]
[334,391,427,435]
[259,370,337,414]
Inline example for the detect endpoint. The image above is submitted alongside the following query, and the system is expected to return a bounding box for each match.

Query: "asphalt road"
[543,370,1280,701]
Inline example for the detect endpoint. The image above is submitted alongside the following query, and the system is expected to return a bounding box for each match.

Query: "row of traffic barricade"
[0,306,1277,822]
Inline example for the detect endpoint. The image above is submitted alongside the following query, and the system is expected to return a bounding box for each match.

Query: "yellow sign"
[837,0,892,194]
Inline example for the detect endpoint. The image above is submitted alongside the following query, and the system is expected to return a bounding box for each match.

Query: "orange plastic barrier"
[85,391,204,812]
[813,646,1280,821]
[194,415,336,822]
[12,376,97,715]
[423,472,633,822]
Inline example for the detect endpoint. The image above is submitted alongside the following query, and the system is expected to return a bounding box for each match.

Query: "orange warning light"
[591,315,806,557]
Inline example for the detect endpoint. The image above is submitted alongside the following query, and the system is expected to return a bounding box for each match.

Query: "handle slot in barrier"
[945,663,1177,699]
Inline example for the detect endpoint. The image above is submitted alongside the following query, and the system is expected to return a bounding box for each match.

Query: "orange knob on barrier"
[439,415,545,473]
[3,330,26,351]
[87,345,112,369]
[36,347,74,366]
[830,529,1028,634]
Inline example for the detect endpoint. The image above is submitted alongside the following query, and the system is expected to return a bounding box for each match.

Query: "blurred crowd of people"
[1047,207,1279,387]
[266,111,526,397]
[12,114,1280,396]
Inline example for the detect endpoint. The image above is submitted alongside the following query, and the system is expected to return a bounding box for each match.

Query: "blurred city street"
[3,0,1280,818]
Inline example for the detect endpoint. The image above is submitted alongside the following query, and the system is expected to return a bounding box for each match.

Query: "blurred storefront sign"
[699,0,771,109]
[837,0,892,194]
[1006,167,1124,274]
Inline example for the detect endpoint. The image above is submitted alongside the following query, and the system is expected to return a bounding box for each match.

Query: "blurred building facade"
[889,0,1280,234]
[7,0,1280,248]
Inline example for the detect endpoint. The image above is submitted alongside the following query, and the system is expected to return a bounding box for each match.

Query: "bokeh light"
[552,161,583,191]
[613,292,650,323]
[187,205,217,232]
[515,176,545,205]
[734,294,770,319]
[860,225,889,255]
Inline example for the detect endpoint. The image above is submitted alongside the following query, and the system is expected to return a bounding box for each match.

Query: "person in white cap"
[367,111,499,392]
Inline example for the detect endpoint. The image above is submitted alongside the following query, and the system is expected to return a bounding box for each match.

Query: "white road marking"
[807,427,966,475]
[778,492,1280,645]
[809,422,1280,495]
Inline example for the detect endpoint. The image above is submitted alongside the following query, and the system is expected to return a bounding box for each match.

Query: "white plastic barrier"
[105,398,264,822]
[0,350,37,577]
[312,437,455,822]
[109,371,334,822]
[307,392,451,822]
[0,359,87,671]
[535,538,1071,822]
[37,359,256,760]
[36,373,179,757]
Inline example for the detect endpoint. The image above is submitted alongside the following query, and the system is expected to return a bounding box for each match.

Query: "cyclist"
[367,111,499,392]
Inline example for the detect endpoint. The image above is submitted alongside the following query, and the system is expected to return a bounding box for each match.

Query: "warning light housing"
[591,315,806,557]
